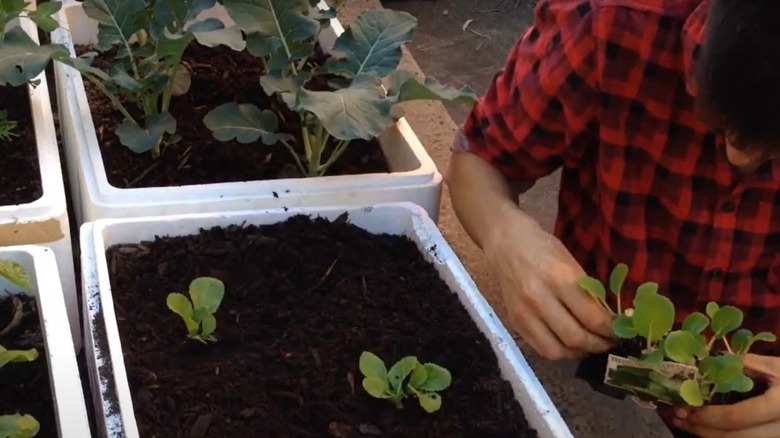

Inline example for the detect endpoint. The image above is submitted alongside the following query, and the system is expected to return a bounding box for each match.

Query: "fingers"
[558,280,615,339]
[743,353,780,381]
[533,288,613,354]
[674,417,780,438]
[676,387,780,432]
[508,305,583,360]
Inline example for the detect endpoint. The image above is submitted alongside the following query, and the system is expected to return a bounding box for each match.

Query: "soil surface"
[106,215,536,437]
[0,294,56,437]
[78,44,389,188]
[0,86,42,206]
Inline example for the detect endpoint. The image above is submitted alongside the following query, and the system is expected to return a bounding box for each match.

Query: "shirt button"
[720,201,736,212]
[709,268,725,280]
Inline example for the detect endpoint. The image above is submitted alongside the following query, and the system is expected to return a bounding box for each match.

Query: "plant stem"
[723,337,734,354]
[707,336,717,353]
[617,293,622,316]
[279,140,307,177]
[317,139,351,176]
[83,73,138,125]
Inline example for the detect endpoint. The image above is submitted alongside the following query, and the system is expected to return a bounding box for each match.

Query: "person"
[445,0,780,436]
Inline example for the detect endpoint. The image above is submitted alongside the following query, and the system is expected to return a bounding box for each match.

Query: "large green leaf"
[0,27,66,86]
[26,1,63,33]
[664,330,697,365]
[295,77,392,141]
[222,0,319,61]
[82,0,150,52]
[324,9,416,79]
[386,70,478,106]
[204,102,292,145]
[188,18,246,51]
[153,0,215,33]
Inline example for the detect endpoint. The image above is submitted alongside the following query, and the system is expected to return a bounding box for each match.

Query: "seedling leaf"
[0,260,30,289]
[680,379,703,407]
[362,376,391,398]
[387,356,417,393]
[417,363,452,392]
[166,292,197,334]
[576,276,606,303]
[609,263,629,296]
[82,0,150,52]
[408,363,427,388]
[189,277,225,314]
[116,113,177,154]
[681,312,709,335]
[612,315,637,339]
[632,291,674,342]
[0,344,37,369]
[641,347,665,365]
[753,332,777,343]
[324,9,417,79]
[711,305,743,339]
[27,1,63,33]
[359,351,388,380]
[417,392,442,413]
[731,329,753,356]
[0,414,40,438]
[635,281,659,298]
[706,302,719,319]
[664,330,696,364]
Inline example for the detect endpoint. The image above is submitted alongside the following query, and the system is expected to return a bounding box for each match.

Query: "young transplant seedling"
[0,110,17,142]
[205,1,479,177]
[358,351,451,413]
[577,264,777,407]
[56,0,246,158]
[167,276,225,343]
[0,343,39,438]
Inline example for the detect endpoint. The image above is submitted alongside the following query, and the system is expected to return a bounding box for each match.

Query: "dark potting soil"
[0,294,56,437]
[77,44,389,189]
[105,215,536,437]
[0,86,43,206]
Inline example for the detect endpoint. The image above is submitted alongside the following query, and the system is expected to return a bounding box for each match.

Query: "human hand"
[483,208,614,360]
[674,353,780,437]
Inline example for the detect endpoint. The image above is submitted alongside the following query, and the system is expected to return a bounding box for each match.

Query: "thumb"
[742,353,780,382]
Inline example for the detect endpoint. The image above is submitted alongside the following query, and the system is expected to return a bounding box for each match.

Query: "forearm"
[445,150,543,250]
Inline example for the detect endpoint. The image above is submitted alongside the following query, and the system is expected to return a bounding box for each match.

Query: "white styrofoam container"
[0,245,91,437]
[2,2,79,349]
[80,202,572,438]
[50,1,443,226]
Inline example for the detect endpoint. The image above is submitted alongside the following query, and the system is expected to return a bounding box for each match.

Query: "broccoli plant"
[0,343,39,438]
[0,0,66,88]
[55,0,246,158]
[204,1,478,177]
[167,276,225,343]
[358,351,451,413]
[578,263,777,407]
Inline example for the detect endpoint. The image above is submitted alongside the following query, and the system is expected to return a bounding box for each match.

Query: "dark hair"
[695,0,780,153]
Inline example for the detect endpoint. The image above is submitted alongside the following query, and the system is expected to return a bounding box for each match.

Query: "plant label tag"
[603,354,699,407]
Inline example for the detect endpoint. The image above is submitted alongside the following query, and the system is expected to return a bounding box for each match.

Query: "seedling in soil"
[52,0,246,158]
[167,277,225,343]
[0,259,29,289]
[206,1,479,177]
[0,110,17,142]
[0,343,39,438]
[578,263,777,407]
[359,351,451,413]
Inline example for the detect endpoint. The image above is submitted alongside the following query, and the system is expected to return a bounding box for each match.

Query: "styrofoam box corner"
[80,202,572,438]
[51,1,443,225]
[0,245,91,437]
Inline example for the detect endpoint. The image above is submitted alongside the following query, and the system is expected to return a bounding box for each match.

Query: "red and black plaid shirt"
[457,0,780,350]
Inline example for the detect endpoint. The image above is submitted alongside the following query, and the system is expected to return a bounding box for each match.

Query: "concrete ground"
[338,1,674,436]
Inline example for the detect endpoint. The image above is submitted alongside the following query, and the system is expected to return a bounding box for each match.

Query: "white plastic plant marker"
[80,202,573,438]
[1,1,79,349]
[0,245,91,437]
[50,1,443,226]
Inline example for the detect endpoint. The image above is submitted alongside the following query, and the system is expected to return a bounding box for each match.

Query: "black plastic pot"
[574,338,644,400]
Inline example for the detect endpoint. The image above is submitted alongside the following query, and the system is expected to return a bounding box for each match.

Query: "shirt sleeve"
[457,0,599,189]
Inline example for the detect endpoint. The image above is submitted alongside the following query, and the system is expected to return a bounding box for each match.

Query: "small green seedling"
[359,351,451,413]
[166,277,225,344]
[0,413,40,438]
[578,263,777,407]
[0,345,40,438]
[0,110,17,142]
